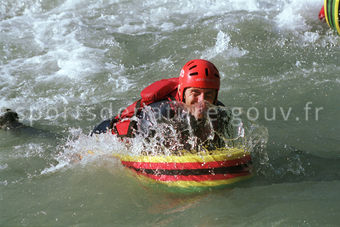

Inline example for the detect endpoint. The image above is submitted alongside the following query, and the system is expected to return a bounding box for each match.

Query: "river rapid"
[1,0,340,226]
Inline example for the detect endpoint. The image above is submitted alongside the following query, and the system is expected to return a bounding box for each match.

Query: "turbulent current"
[0,0,340,226]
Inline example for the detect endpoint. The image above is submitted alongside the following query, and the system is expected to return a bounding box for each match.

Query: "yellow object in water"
[324,0,340,35]
[117,147,252,191]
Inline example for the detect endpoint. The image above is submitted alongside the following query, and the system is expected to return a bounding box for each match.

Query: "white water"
[1,0,340,226]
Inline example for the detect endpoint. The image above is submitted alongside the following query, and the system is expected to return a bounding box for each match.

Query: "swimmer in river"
[92,59,237,151]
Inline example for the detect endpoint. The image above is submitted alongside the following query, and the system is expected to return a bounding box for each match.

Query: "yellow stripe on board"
[118,147,249,163]
[135,173,252,188]
[335,0,340,34]
[325,0,330,27]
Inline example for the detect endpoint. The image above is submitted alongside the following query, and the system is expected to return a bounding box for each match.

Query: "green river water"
[0,0,340,226]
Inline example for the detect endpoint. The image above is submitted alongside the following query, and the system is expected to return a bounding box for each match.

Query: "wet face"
[183,87,217,120]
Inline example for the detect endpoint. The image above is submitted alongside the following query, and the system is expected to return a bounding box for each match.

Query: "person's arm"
[136,100,176,137]
[91,119,111,135]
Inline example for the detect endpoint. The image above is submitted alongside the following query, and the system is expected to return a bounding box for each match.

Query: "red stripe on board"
[128,168,251,182]
[121,155,251,170]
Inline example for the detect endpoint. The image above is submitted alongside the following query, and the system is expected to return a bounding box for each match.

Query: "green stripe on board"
[332,0,338,29]
[328,0,334,28]
[335,0,340,34]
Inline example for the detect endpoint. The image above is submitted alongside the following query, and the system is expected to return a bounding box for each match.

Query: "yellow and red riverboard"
[118,147,252,191]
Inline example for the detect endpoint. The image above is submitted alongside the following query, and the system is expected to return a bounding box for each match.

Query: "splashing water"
[44,104,269,175]
[41,128,128,174]
[40,102,315,185]
[1,0,340,225]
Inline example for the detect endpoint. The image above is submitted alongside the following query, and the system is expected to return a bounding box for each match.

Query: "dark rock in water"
[0,109,58,138]
[0,109,24,130]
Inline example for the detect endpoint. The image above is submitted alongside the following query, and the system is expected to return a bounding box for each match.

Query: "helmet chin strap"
[178,85,185,103]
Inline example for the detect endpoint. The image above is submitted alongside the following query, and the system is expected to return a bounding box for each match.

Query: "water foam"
[0,163,8,170]
[30,11,106,80]
[0,0,36,20]
[0,1,132,117]
[11,143,46,159]
[274,0,323,32]
[41,128,128,174]
[42,104,247,168]
[201,31,248,61]
[78,0,264,35]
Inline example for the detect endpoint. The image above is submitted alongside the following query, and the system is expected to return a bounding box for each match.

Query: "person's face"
[183,87,217,119]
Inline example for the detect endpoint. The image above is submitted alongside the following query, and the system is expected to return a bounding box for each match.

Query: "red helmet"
[178,59,220,102]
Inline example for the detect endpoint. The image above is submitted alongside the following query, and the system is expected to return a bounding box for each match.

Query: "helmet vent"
[214,73,220,78]
[189,72,198,76]
[205,68,209,76]
[187,61,195,66]
[189,65,197,70]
